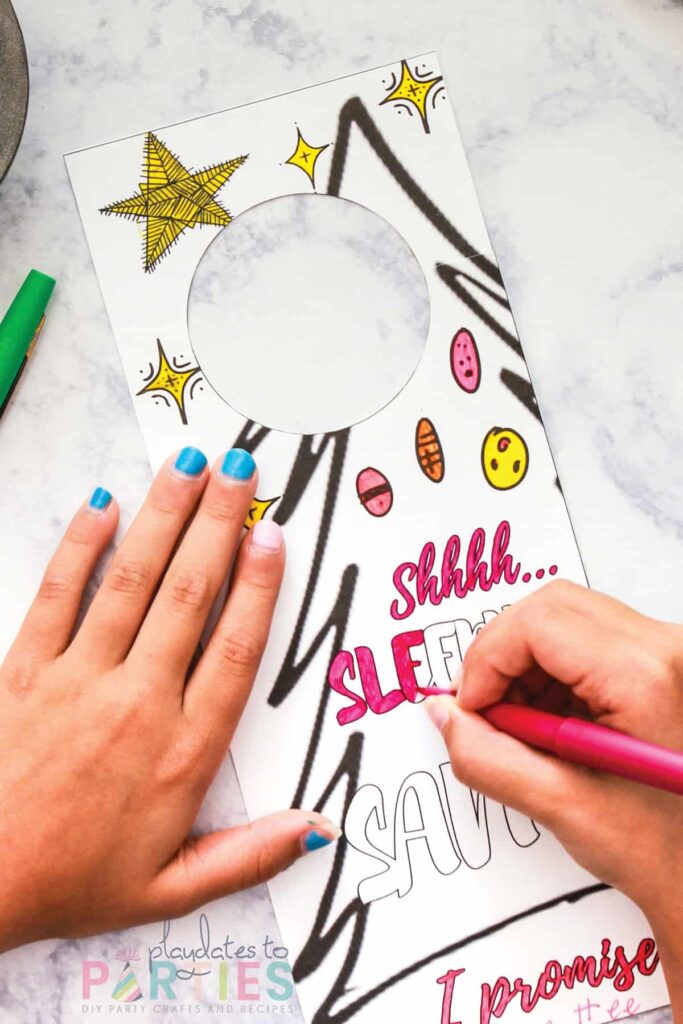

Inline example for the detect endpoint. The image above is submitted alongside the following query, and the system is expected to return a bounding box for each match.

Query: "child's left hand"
[0,447,339,952]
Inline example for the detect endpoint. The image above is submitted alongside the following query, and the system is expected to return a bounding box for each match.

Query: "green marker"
[0,270,56,418]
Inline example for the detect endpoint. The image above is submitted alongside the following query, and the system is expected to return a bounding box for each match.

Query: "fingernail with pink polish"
[251,520,283,551]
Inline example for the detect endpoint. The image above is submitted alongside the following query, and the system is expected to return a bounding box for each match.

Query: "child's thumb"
[424,696,596,830]
[147,810,341,918]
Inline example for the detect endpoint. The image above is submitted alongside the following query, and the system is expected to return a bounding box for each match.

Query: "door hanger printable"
[66,53,668,1024]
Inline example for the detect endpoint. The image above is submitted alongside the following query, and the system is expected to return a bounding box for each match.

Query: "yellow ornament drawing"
[100,132,247,272]
[137,339,201,425]
[380,60,444,134]
[284,128,329,189]
[245,495,280,530]
[481,427,529,490]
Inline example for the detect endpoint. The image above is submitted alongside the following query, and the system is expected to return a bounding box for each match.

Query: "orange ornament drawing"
[415,417,444,482]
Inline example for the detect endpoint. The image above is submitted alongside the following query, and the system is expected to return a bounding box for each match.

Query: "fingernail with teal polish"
[174,446,208,477]
[302,820,342,854]
[88,487,112,512]
[221,448,256,481]
[305,831,333,852]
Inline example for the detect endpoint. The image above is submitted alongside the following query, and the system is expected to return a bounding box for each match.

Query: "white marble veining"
[0,0,681,1020]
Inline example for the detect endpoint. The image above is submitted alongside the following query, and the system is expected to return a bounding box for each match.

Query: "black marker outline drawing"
[343,774,463,906]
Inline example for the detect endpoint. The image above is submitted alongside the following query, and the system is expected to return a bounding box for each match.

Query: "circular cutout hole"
[188,193,430,434]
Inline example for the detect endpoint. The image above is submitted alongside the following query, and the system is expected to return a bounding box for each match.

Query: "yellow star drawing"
[284,128,329,189]
[380,60,444,134]
[137,339,200,425]
[101,132,248,272]
[244,495,280,530]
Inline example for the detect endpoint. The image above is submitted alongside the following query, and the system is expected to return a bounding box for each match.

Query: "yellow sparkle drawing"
[244,495,280,530]
[137,339,200,424]
[284,128,329,189]
[380,60,444,134]
[101,132,247,272]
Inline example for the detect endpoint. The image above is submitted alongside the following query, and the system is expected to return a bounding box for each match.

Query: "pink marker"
[417,687,683,796]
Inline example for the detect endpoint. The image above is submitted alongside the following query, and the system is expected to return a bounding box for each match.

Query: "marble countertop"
[0,0,680,1021]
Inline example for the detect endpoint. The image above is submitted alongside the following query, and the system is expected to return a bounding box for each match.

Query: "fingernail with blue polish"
[302,819,342,854]
[88,487,112,512]
[221,448,256,481]
[174,446,208,478]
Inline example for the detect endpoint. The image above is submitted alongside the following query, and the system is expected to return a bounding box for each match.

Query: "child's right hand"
[424,581,683,1011]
